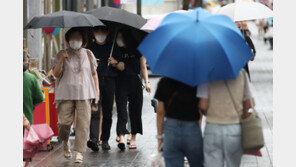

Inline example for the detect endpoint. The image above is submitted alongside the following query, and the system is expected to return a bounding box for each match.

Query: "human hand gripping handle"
[108,57,118,67]
[53,50,68,78]
[59,50,68,61]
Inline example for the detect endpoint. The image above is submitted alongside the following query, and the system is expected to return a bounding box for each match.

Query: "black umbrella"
[86,6,147,30]
[86,7,148,60]
[24,10,104,29]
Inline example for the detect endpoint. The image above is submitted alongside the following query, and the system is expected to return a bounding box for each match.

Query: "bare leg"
[129,134,137,149]
[117,134,126,150]
[119,134,125,143]
[99,107,103,145]
[127,133,132,145]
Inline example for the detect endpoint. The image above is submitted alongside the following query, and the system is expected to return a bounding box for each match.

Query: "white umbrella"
[216,0,273,21]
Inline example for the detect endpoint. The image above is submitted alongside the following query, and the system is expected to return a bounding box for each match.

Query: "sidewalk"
[240,37,273,167]
[29,37,273,167]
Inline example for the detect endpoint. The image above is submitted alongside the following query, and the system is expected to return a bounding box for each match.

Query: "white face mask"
[95,35,107,43]
[69,40,82,50]
[116,38,125,47]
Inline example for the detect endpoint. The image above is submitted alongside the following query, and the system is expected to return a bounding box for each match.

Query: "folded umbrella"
[138,8,253,86]
[23,124,54,161]
[216,0,273,21]
[24,10,104,29]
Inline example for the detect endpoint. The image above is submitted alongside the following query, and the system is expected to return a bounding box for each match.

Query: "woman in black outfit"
[109,29,151,150]
[154,77,204,167]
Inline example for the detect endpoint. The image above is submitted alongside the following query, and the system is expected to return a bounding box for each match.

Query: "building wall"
[121,0,179,19]
[26,0,43,69]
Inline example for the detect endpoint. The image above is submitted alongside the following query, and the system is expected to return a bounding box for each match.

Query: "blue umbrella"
[138,7,253,86]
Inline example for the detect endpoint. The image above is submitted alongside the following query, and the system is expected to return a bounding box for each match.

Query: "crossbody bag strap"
[55,50,67,85]
[223,80,242,121]
[86,49,93,69]
[242,70,256,112]
[224,72,257,121]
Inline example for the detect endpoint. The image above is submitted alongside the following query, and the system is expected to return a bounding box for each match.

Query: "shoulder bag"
[224,76,264,151]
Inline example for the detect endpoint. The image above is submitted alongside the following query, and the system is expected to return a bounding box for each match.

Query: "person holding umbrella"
[86,6,148,151]
[197,69,255,167]
[86,26,125,151]
[138,8,254,167]
[110,29,151,150]
[52,27,100,163]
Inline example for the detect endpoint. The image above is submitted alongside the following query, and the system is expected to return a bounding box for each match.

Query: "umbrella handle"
[108,29,119,66]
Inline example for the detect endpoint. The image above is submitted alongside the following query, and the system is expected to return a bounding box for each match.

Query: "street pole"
[76,0,84,12]
[97,0,101,7]
[87,0,95,10]
[43,0,52,72]
[176,0,181,10]
[182,0,190,10]
[194,0,203,8]
[137,0,141,16]
[102,0,109,7]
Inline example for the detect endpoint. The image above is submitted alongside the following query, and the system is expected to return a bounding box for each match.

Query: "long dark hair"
[117,28,143,55]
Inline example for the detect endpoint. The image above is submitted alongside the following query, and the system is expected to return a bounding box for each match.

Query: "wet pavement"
[29,37,273,167]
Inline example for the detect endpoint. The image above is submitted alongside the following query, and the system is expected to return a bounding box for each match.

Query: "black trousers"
[93,76,116,142]
[89,107,101,143]
[116,75,143,135]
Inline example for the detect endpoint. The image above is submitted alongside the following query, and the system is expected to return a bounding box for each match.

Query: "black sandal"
[118,143,126,150]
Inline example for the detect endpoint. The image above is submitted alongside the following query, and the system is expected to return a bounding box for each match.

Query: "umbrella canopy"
[216,0,273,21]
[24,10,104,29]
[86,6,147,30]
[138,8,253,86]
[86,7,148,58]
[141,10,187,31]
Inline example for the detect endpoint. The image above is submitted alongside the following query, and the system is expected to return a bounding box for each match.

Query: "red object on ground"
[42,27,55,34]
[49,92,59,136]
[244,150,262,157]
[33,103,47,124]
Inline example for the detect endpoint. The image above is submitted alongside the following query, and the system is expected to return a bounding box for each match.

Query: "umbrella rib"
[206,23,251,78]
[149,22,193,72]
[199,23,236,78]
[63,12,66,28]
